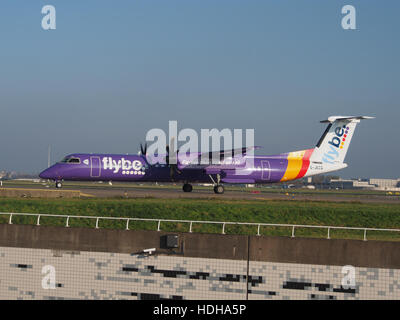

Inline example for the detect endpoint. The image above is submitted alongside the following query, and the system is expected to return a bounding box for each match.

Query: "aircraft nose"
[39,168,54,179]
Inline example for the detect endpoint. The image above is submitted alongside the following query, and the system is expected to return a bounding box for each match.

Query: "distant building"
[328,178,400,191]
[329,179,369,190]
[369,178,400,191]
[0,170,40,180]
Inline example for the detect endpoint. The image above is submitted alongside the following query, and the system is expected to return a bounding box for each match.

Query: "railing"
[1,212,400,241]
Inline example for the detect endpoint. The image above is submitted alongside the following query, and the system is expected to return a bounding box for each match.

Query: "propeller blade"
[166,138,181,180]
[140,142,148,155]
[169,137,176,165]
[169,164,182,181]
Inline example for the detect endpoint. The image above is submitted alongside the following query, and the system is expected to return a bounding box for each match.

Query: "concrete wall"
[250,236,400,269]
[0,224,399,269]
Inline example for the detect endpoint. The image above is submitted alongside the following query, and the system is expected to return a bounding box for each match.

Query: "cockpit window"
[59,157,81,164]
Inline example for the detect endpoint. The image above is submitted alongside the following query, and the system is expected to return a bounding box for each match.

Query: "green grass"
[1,197,400,241]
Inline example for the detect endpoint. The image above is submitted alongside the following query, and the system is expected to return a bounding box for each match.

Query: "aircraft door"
[90,156,101,177]
[261,160,271,180]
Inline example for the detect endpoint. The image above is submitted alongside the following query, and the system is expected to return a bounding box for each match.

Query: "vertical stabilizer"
[310,116,374,165]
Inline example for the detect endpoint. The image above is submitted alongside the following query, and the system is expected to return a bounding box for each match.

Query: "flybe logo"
[322,125,350,164]
[102,157,145,175]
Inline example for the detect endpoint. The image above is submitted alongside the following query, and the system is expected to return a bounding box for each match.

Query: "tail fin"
[310,116,374,165]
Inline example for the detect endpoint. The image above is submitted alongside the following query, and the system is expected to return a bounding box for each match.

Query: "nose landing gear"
[55,181,62,189]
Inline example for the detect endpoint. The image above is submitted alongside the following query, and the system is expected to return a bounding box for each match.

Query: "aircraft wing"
[177,146,261,169]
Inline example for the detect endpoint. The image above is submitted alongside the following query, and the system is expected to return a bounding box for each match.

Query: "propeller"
[140,142,147,156]
[139,142,152,167]
[166,138,181,180]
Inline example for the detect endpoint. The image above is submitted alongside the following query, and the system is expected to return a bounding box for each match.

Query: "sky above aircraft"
[0,0,399,178]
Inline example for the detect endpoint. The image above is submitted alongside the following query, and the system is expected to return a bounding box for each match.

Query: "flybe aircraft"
[39,116,373,194]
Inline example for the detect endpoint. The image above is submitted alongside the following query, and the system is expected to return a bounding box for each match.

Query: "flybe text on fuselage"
[102,157,144,174]
[322,125,349,164]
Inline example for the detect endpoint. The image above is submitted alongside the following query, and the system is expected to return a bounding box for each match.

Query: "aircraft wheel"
[213,185,224,194]
[55,181,62,189]
[183,183,193,192]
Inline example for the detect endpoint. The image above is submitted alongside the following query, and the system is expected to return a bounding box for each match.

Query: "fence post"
[36,215,41,226]
[222,223,225,235]
[95,217,99,229]
[8,214,13,225]
[157,220,161,232]
[126,219,130,230]
[291,226,295,238]
[66,216,70,228]
[327,227,330,239]
[363,229,367,241]
[189,221,193,233]
[257,224,260,236]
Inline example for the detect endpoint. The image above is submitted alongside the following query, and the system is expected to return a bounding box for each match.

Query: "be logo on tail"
[322,125,350,164]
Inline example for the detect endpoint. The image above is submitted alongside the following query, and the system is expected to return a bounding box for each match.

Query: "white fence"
[1,212,400,241]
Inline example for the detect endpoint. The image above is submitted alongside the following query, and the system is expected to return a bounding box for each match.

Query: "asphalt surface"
[2,183,400,203]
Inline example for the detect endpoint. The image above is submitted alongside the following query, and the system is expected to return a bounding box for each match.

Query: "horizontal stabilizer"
[320,116,375,123]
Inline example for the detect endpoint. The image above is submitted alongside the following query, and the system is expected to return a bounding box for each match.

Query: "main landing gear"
[55,181,62,189]
[213,184,224,194]
[182,183,193,192]
[209,174,224,194]
[181,174,225,194]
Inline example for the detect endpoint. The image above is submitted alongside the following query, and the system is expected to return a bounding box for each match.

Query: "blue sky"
[0,0,399,178]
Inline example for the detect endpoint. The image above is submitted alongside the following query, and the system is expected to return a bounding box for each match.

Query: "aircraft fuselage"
[39,150,320,185]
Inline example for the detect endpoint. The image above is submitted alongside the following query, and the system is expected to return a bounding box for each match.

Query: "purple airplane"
[39,116,373,194]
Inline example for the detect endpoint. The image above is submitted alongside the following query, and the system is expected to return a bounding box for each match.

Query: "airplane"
[39,116,374,194]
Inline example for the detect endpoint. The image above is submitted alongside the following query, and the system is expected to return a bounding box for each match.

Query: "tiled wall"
[0,246,399,300]
[248,261,400,300]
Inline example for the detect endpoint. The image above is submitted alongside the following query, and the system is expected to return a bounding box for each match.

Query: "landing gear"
[213,185,224,194]
[55,181,62,189]
[183,183,193,192]
[209,174,224,194]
